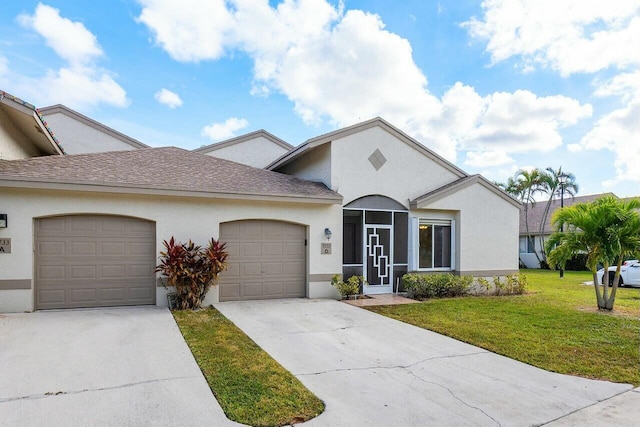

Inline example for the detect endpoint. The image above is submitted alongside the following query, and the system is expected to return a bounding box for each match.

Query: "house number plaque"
[321,242,331,255]
[0,238,11,253]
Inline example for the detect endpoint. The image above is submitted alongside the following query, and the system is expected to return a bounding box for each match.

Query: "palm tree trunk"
[605,258,624,310]
[592,272,605,308]
[537,198,553,263]
[524,194,542,265]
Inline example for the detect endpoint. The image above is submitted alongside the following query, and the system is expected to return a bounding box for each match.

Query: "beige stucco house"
[0,91,520,313]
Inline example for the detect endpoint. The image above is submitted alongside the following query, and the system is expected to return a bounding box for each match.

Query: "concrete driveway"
[215,299,632,427]
[0,307,241,427]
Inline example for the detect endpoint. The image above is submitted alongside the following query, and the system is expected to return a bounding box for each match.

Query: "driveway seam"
[297,350,487,376]
[538,387,635,426]
[0,375,201,403]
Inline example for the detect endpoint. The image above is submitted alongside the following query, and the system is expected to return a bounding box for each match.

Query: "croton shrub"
[156,237,229,309]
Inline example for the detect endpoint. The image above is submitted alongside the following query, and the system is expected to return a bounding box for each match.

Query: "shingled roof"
[519,193,616,235]
[0,147,342,203]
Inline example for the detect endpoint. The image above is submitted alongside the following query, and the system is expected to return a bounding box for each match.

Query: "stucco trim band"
[0,279,31,290]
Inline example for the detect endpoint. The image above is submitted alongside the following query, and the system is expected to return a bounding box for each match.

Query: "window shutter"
[408,217,418,271]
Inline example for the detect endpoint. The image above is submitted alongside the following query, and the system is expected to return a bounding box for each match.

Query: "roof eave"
[0,177,343,205]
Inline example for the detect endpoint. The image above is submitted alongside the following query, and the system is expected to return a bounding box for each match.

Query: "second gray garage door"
[35,215,156,309]
[219,220,306,301]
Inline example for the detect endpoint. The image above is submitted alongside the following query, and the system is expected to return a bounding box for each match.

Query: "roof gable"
[0,90,64,157]
[0,147,341,204]
[411,175,522,209]
[39,104,149,151]
[194,129,292,154]
[267,117,466,179]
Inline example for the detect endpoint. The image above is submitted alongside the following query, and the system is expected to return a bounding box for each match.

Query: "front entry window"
[418,221,452,269]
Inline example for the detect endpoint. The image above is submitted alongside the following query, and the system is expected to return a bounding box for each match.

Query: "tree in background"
[546,196,640,311]
[514,168,545,264]
[536,167,579,264]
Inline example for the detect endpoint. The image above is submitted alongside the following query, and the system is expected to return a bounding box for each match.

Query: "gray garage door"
[219,220,306,301]
[35,215,156,309]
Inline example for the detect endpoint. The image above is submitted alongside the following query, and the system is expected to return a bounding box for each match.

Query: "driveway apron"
[215,299,632,427]
[0,307,242,427]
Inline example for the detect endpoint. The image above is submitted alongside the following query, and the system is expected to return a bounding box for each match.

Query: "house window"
[519,237,536,253]
[418,220,452,269]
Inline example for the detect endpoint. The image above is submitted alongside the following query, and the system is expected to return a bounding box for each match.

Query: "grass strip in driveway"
[173,307,324,427]
[367,270,639,386]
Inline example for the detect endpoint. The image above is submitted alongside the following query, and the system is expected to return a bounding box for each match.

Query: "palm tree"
[546,196,640,311]
[515,168,544,264]
[536,167,578,263]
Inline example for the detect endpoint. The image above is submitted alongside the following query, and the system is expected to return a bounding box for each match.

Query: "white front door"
[363,225,393,294]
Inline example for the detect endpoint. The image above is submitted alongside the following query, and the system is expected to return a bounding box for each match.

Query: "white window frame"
[409,217,455,272]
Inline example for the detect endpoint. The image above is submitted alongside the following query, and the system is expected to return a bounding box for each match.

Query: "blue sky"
[1,1,638,197]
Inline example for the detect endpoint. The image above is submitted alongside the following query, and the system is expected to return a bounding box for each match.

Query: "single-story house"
[0,92,520,313]
[518,193,638,268]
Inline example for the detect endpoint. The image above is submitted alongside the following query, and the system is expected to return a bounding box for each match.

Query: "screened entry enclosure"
[342,196,408,294]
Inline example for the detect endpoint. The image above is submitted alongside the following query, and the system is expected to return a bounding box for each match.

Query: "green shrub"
[491,274,528,296]
[402,273,471,299]
[331,275,366,298]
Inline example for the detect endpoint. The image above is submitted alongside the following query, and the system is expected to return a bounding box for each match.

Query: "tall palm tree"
[515,168,544,264]
[537,167,578,263]
[546,196,640,311]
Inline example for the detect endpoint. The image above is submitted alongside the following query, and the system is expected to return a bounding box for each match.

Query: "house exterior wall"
[0,109,39,160]
[277,144,332,188]
[0,187,343,313]
[41,112,139,154]
[330,127,460,206]
[421,183,520,275]
[201,136,291,168]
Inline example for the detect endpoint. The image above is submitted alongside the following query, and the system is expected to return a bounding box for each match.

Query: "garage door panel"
[37,241,66,256]
[219,220,306,301]
[242,242,263,256]
[263,242,284,255]
[243,262,262,276]
[264,263,283,276]
[70,241,97,256]
[35,215,155,309]
[242,282,263,297]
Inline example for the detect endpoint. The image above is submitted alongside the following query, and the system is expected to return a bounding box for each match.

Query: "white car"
[598,260,640,287]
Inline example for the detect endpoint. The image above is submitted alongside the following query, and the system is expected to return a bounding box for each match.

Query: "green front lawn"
[368,270,640,385]
[173,308,324,427]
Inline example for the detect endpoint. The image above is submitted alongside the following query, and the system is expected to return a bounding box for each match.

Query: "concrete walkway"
[0,307,242,427]
[215,299,632,427]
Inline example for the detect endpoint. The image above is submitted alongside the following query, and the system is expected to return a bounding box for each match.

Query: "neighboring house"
[0,91,63,160]
[38,104,149,154]
[519,193,624,268]
[0,109,520,313]
[193,130,293,168]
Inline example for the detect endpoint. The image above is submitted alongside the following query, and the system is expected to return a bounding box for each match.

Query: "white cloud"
[465,150,513,168]
[201,117,249,141]
[570,71,640,184]
[18,3,103,66]
[137,0,590,163]
[154,88,183,108]
[136,0,234,62]
[463,0,640,76]
[3,3,128,110]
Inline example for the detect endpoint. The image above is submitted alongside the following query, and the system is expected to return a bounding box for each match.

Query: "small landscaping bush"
[402,273,471,299]
[156,237,229,309]
[475,274,528,296]
[404,273,527,300]
[331,274,366,298]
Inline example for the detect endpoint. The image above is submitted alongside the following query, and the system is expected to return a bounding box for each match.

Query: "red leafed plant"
[156,237,229,309]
